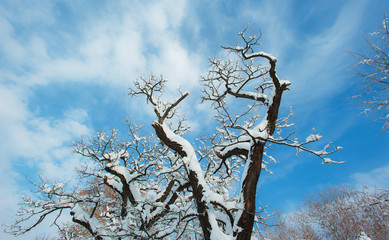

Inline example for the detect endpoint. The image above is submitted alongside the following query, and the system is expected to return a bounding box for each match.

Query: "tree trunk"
[189,171,212,240]
[152,122,212,239]
[236,143,264,240]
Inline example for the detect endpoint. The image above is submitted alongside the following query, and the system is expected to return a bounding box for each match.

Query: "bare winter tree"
[261,185,389,240]
[7,28,341,240]
[350,15,389,131]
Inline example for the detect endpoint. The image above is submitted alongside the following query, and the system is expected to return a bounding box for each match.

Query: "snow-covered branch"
[350,15,389,131]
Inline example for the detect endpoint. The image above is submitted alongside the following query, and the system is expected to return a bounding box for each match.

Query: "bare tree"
[7,28,341,240]
[350,15,389,131]
[262,185,389,240]
[254,212,310,240]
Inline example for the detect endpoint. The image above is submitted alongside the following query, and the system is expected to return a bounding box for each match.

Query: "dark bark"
[152,121,212,240]
[142,181,191,231]
[104,167,136,218]
[189,171,212,240]
[235,143,264,240]
[216,145,249,160]
[71,211,103,240]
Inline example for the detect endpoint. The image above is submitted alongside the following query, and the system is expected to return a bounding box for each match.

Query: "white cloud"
[0,15,26,62]
[139,0,187,33]
[0,0,200,93]
[350,164,389,189]
[150,39,202,91]
[0,86,91,178]
[0,84,91,238]
[63,108,88,122]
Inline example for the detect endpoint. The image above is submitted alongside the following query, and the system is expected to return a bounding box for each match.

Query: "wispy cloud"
[243,0,368,106]
[0,86,90,239]
[351,164,389,189]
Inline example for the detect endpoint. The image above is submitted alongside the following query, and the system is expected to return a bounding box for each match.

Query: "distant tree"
[261,185,389,240]
[350,15,389,131]
[57,178,117,240]
[7,28,341,240]
[58,222,91,240]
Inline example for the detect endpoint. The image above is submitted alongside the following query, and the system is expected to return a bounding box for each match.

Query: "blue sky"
[1,0,389,238]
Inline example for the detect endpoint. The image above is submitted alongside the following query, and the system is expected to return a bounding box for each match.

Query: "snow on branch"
[350,14,389,131]
[130,75,189,125]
